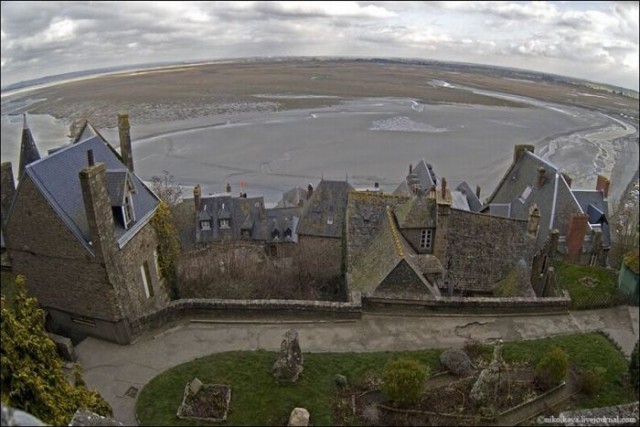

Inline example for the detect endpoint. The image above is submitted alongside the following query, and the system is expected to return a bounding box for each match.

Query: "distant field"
[6,59,638,129]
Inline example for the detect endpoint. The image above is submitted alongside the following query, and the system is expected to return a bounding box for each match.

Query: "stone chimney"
[118,113,134,172]
[475,185,481,199]
[1,162,16,226]
[193,184,201,212]
[307,183,314,200]
[441,177,447,199]
[536,167,546,189]
[561,173,572,188]
[513,144,534,164]
[566,214,589,262]
[409,163,413,174]
[528,206,541,237]
[596,175,610,198]
[225,182,231,193]
[79,154,116,259]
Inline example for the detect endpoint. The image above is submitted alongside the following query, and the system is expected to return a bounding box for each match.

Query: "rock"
[288,407,310,426]
[335,374,348,387]
[440,348,474,376]
[189,378,203,396]
[272,329,304,383]
[47,332,77,362]
[470,339,505,405]
[69,409,124,426]
[0,405,45,426]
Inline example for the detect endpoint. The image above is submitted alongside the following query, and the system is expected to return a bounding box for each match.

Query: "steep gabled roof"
[23,136,159,252]
[297,180,354,238]
[348,207,442,297]
[195,194,265,242]
[454,181,483,212]
[263,207,300,243]
[395,196,437,229]
[18,115,41,180]
[572,189,611,247]
[486,150,582,246]
[414,159,438,193]
[105,170,134,207]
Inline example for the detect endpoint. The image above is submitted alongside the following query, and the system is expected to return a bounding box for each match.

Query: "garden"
[136,332,638,426]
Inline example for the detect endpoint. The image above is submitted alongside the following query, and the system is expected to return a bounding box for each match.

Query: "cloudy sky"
[1,1,638,90]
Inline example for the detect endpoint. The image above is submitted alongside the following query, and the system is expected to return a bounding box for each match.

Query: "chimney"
[536,167,546,189]
[566,214,589,262]
[513,144,534,164]
[561,173,572,188]
[528,206,541,237]
[1,162,16,226]
[596,175,610,198]
[374,182,379,189]
[87,149,94,166]
[225,182,231,193]
[409,163,413,174]
[307,183,314,200]
[193,184,201,212]
[118,113,134,172]
[79,161,116,259]
[441,177,447,199]
[475,185,481,199]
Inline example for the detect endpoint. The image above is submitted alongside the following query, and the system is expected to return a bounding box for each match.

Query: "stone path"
[75,306,639,426]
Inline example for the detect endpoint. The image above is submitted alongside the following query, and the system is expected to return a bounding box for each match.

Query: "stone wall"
[297,235,342,278]
[363,292,571,315]
[5,176,122,321]
[445,209,536,291]
[129,297,363,337]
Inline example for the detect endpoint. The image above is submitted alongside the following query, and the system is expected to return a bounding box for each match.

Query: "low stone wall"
[129,297,363,337]
[363,291,571,315]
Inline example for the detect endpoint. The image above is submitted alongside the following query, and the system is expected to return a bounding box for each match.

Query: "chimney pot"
[409,163,413,174]
[307,183,314,200]
[87,150,94,166]
[193,184,201,212]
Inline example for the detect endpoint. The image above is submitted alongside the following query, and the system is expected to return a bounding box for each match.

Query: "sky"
[1,1,639,91]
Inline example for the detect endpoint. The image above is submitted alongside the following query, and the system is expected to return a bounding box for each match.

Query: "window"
[219,219,230,229]
[241,229,251,237]
[519,186,532,203]
[272,229,280,239]
[141,261,154,298]
[420,229,434,250]
[123,194,135,227]
[284,228,292,238]
[200,220,212,230]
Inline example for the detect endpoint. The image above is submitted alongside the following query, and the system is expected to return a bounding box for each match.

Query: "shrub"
[381,358,429,407]
[630,342,639,393]
[579,367,606,396]
[536,346,569,389]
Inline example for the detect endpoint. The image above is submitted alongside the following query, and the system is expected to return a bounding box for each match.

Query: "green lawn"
[556,261,619,309]
[136,333,635,426]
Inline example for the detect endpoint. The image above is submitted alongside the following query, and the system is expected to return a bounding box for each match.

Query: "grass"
[136,333,635,426]
[0,271,17,311]
[556,261,619,309]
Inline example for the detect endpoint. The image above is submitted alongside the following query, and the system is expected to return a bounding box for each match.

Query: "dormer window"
[241,229,251,237]
[123,194,135,228]
[219,218,230,229]
[200,220,212,230]
[272,229,280,239]
[284,228,292,238]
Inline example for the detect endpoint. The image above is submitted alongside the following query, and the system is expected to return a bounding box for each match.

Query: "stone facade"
[297,235,343,279]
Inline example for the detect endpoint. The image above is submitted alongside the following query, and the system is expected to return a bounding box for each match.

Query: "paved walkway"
[75,306,639,426]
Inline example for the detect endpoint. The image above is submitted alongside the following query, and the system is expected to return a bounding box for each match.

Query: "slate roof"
[18,115,41,180]
[572,189,611,247]
[276,186,308,208]
[297,180,354,238]
[195,194,265,243]
[414,159,439,193]
[453,181,482,212]
[23,135,159,253]
[395,196,437,229]
[264,207,300,243]
[485,150,582,247]
[348,206,442,297]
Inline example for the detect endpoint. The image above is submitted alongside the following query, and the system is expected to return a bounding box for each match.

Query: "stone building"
[4,114,169,344]
[296,179,354,279]
[485,145,611,265]
[346,171,540,299]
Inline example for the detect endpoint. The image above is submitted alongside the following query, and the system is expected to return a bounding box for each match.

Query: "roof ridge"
[386,206,404,257]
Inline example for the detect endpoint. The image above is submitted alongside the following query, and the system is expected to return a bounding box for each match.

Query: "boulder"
[272,329,304,383]
[335,374,348,387]
[440,348,474,376]
[288,407,310,426]
[69,409,124,426]
[189,378,203,396]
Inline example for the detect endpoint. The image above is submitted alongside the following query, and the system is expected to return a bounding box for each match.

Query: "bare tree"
[151,170,184,207]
